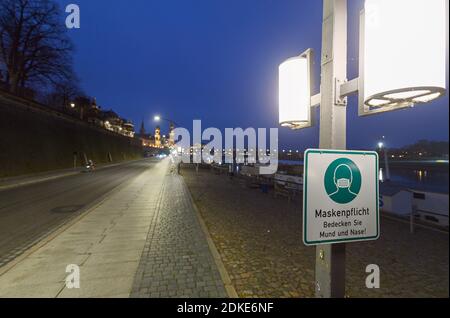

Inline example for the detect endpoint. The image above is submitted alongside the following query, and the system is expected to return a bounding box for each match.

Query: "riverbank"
[182,166,449,298]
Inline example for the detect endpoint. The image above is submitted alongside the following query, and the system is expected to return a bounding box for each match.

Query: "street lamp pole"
[379,137,391,181]
[315,0,348,298]
[279,0,446,299]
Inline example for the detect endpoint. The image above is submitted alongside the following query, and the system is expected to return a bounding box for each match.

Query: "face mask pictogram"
[324,158,362,204]
[331,164,358,196]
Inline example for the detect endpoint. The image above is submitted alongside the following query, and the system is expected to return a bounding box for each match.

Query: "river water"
[385,166,449,193]
[278,160,449,194]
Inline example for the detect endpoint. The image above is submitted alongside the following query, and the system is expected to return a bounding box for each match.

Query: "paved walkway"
[183,168,449,298]
[0,159,228,298]
[130,174,228,298]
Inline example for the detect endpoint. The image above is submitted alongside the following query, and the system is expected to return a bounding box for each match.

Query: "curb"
[181,176,239,298]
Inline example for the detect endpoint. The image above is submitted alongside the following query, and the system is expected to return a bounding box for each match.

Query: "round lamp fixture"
[361,0,447,112]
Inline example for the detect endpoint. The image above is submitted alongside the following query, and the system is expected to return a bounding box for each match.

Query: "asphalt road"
[0,158,159,267]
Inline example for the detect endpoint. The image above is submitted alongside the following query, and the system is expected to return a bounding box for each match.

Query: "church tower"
[155,126,161,147]
[139,120,146,137]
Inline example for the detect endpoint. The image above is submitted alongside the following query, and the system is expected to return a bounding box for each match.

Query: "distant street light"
[70,103,75,108]
[153,115,180,127]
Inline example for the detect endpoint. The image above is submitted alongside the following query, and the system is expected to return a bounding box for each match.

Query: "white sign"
[303,149,380,246]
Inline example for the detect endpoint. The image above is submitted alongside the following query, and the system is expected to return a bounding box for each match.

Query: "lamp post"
[314,0,348,298]
[278,0,447,298]
[378,137,391,181]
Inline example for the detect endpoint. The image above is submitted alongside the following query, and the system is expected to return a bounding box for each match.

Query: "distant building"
[136,120,174,148]
[168,122,175,147]
[85,98,103,127]
[155,126,162,148]
[122,121,135,138]
[100,110,135,137]
[68,97,134,138]
[101,110,122,133]
[137,121,154,147]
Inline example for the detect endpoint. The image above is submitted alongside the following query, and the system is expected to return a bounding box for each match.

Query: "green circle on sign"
[324,158,362,204]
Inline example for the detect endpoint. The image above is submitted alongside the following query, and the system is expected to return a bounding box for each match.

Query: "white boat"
[380,182,449,228]
[411,190,449,227]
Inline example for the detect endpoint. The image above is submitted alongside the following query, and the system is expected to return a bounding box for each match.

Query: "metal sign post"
[316,0,348,298]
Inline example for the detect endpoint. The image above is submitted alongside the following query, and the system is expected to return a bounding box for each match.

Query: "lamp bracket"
[334,77,360,106]
[334,78,348,106]
[311,93,321,108]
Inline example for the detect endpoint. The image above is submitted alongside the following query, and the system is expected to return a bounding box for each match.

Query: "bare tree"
[42,76,82,109]
[0,0,75,94]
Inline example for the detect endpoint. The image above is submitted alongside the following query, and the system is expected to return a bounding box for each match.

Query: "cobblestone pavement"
[183,168,449,298]
[131,170,228,298]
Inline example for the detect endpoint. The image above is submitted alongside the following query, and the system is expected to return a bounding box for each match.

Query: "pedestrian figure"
[89,160,95,170]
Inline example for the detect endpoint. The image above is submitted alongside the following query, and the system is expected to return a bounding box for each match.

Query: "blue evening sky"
[58,0,449,150]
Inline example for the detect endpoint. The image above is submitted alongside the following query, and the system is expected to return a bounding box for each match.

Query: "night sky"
[58,0,449,150]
